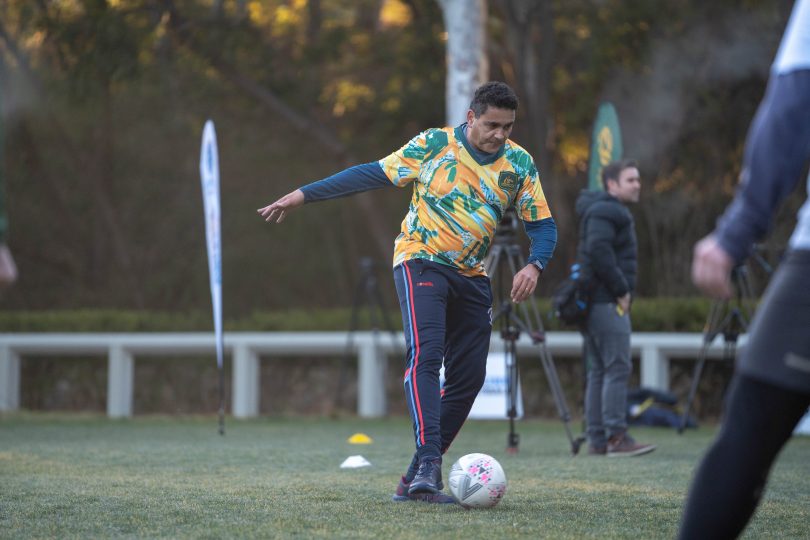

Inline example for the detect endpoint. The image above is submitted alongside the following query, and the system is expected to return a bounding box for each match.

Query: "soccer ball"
[447,453,507,508]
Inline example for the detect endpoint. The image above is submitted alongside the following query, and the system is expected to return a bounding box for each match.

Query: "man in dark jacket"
[576,159,656,457]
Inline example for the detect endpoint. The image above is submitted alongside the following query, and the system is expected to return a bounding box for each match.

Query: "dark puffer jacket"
[574,189,637,303]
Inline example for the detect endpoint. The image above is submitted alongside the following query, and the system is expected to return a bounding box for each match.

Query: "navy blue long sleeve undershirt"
[524,218,557,269]
[299,161,557,269]
[300,162,392,202]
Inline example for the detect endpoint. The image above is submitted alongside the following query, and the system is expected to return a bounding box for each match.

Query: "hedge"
[0,297,751,333]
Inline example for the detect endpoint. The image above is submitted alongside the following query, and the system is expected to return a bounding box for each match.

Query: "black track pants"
[678,375,810,539]
[394,259,492,460]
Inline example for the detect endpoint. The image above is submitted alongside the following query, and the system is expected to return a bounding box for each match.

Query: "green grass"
[1,414,808,539]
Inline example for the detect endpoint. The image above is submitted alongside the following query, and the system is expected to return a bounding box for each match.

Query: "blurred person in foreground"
[257,82,557,503]
[576,160,656,457]
[680,1,810,537]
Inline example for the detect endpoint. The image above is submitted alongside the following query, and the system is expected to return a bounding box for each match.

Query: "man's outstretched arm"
[257,162,392,223]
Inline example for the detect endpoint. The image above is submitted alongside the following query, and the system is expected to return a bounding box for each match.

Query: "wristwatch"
[530,260,544,273]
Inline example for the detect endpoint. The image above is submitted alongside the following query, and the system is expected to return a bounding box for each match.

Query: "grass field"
[1,414,808,539]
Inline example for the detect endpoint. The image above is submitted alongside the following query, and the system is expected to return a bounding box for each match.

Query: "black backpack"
[552,263,591,326]
[552,204,594,327]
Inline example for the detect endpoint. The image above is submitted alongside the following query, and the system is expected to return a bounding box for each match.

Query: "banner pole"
[199,120,226,435]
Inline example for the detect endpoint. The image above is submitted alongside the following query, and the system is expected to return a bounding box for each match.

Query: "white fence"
[0,331,744,418]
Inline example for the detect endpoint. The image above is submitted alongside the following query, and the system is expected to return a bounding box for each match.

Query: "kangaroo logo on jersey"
[498,171,519,193]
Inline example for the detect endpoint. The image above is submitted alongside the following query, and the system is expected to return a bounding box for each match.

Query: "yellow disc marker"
[347,433,373,444]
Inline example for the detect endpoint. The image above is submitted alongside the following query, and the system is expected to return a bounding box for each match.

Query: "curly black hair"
[469,81,519,117]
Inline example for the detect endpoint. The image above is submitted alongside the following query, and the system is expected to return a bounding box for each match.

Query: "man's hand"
[616,293,631,315]
[257,189,305,223]
[691,235,734,299]
[510,264,541,303]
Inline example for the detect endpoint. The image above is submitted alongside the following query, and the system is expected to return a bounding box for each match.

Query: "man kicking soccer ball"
[258,82,557,503]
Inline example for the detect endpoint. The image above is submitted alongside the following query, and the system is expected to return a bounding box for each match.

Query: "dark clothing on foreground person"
[680,0,810,537]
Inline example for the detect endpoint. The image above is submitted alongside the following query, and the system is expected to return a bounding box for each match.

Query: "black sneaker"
[408,458,443,494]
[392,476,455,504]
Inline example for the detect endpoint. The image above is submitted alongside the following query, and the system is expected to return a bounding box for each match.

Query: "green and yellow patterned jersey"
[379,125,551,277]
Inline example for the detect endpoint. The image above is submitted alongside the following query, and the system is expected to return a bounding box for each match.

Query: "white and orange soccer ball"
[447,453,507,508]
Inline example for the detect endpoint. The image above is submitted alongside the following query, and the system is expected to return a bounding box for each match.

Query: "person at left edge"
[258,82,557,503]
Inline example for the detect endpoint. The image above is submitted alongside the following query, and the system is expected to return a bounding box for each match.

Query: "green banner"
[587,102,623,191]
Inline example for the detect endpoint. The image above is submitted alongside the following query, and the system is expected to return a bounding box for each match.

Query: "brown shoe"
[607,433,656,457]
[588,445,606,456]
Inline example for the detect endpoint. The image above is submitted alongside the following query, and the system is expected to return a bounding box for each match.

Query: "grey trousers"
[584,302,632,447]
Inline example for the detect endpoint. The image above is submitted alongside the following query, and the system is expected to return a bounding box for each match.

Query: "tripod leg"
[679,342,712,433]
[483,244,503,276]
[732,267,756,324]
[680,300,729,433]
[578,329,591,438]
[505,335,520,453]
[503,247,521,284]
[332,270,370,414]
[537,343,584,454]
[370,281,401,352]
[502,247,583,454]
[512,298,583,452]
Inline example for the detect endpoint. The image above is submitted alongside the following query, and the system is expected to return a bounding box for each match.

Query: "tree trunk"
[501,0,554,176]
[0,65,17,287]
[438,0,488,126]
[497,1,571,268]
[307,0,323,44]
[211,0,224,19]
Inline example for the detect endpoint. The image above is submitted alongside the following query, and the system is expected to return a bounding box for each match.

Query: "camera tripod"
[332,257,398,413]
[678,264,757,433]
[484,211,585,455]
